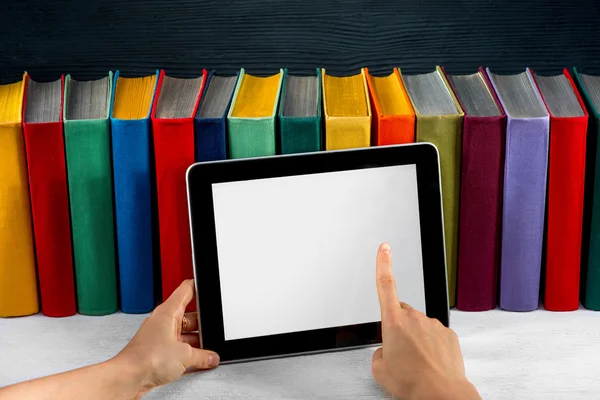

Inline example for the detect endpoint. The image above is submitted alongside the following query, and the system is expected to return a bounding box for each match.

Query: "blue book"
[109,70,159,313]
[194,70,239,161]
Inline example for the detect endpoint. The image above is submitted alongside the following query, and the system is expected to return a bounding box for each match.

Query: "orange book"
[365,68,415,145]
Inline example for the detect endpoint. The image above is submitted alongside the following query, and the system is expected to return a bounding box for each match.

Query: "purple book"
[486,68,549,311]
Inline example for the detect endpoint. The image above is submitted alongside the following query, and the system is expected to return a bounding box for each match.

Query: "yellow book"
[0,72,39,317]
[322,69,371,150]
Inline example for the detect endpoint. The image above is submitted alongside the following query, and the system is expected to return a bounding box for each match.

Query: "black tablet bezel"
[186,143,449,363]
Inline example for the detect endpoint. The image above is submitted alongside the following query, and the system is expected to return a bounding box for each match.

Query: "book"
[278,68,322,154]
[64,73,118,315]
[533,69,588,312]
[195,71,238,161]
[445,68,505,311]
[487,68,549,312]
[573,68,600,310]
[151,70,206,311]
[109,70,158,313]
[0,73,39,317]
[365,68,415,145]
[401,66,464,307]
[22,75,76,317]
[322,69,372,150]
[227,68,283,158]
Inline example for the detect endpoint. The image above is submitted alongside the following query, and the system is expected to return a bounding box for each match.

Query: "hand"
[112,279,220,398]
[372,243,481,400]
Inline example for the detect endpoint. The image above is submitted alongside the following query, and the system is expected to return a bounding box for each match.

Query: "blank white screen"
[212,164,425,341]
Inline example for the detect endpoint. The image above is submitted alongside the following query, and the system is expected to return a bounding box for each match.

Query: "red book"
[533,69,588,311]
[445,68,506,311]
[151,70,206,311]
[22,75,77,317]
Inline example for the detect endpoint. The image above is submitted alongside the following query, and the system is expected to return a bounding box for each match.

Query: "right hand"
[372,243,481,400]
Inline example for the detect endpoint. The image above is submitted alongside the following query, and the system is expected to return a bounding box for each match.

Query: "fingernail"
[380,243,391,254]
[208,354,220,367]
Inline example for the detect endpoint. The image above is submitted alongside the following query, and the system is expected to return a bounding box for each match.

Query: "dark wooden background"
[1,0,599,83]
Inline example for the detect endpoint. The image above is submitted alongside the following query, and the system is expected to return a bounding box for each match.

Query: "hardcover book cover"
[401,66,464,307]
[445,67,506,311]
[487,68,550,312]
[63,73,118,315]
[0,73,39,317]
[365,68,415,145]
[23,75,76,317]
[110,70,159,313]
[151,70,206,311]
[322,69,371,150]
[195,70,238,161]
[227,68,283,158]
[278,68,322,154]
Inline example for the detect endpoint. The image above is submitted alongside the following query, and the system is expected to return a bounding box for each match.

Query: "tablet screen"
[211,164,425,341]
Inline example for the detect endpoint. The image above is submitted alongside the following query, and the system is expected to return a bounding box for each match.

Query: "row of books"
[1,66,599,318]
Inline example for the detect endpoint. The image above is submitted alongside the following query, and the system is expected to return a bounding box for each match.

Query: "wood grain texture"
[3,310,600,399]
[1,0,600,84]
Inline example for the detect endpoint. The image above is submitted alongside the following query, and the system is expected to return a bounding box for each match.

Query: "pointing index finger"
[376,243,401,321]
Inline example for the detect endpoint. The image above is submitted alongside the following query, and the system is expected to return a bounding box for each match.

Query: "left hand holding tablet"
[113,279,220,398]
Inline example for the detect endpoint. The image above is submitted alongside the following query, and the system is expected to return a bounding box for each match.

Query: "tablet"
[186,143,449,363]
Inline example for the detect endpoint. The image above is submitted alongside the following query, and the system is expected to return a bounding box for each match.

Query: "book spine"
[64,119,118,315]
[573,70,600,310]
[23,120,77,317]
[194,118,227,161]
[0,122,39,317]
[228,118,277,158]
[111,118,155,313]
[499,117,549,311]
[280,116,321,154]
[456,116,505,311]
[325,116,371,150]
[378,115,415,146]
[584,117,600,309]
[416,116,463,307]
[152,119,196,311]
[544,116,587,311]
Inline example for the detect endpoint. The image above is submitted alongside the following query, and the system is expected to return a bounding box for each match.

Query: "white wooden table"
[2,309,600,399]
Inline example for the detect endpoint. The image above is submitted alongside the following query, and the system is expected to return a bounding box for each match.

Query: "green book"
[227,68,283,159]
[574,68,600,310]
[64,73,118,315]
[278,68,322,154]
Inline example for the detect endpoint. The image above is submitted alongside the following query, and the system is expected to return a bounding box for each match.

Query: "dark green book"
[278,68,322,154]
[64,73,118,315]
[574,68,600,310]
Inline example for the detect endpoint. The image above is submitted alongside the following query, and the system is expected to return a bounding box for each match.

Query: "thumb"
[185,346,220,370]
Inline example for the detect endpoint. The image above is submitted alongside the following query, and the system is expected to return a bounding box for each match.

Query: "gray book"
[487,71,547,118]
[447,72,500,117]
[25,78,62,123]
[156,75,203,119]
[535,74,584,117]
[66,77,110,120]
[282,75,318,117]
[197,76,237,119]
[402,70,459,116]
[578,73,600,112]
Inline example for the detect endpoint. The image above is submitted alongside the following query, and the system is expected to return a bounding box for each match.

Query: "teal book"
[64,73,118,315]
[278,68,322,154]
[227,68,284,158]
[574,68,600,310]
